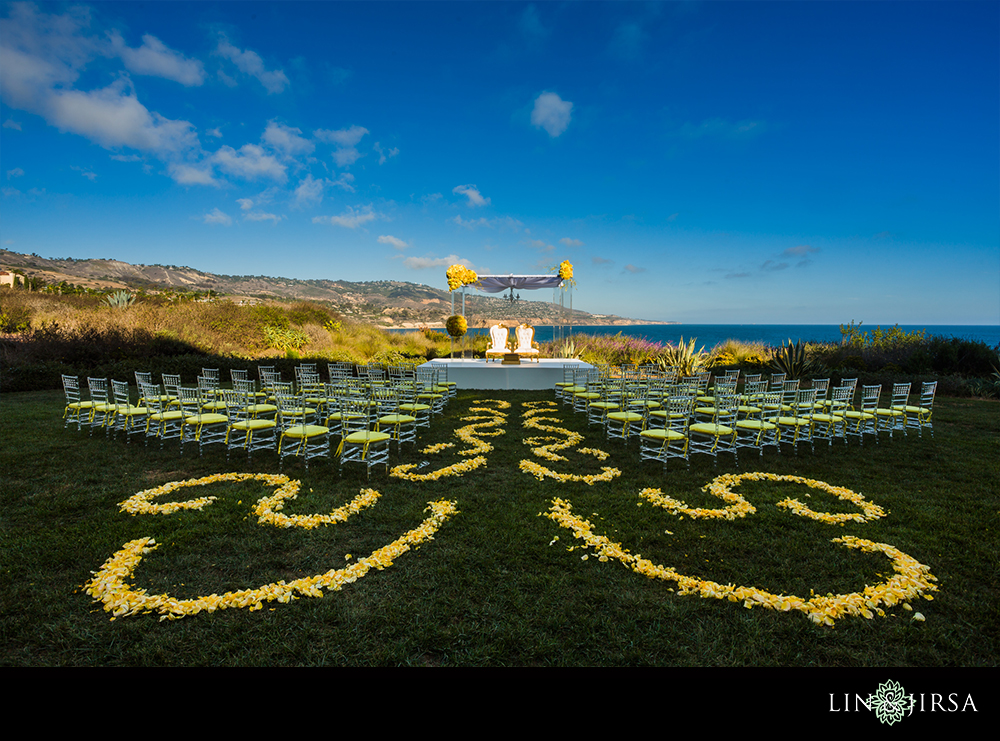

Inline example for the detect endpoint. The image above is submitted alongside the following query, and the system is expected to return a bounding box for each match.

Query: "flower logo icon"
[869,680,914,725]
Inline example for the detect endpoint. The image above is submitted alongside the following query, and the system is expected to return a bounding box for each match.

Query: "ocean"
[393,324,1000,349]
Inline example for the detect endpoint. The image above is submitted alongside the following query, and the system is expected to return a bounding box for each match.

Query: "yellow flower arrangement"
[558,260,574,281]
[519,401,620,484]
[541,497,937,626]
[445,314,468,338]
[445,264,479,292]
[85,499,458,620]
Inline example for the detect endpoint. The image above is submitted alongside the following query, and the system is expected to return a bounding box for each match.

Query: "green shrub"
[263,325,309,352]
[287,301,335,326]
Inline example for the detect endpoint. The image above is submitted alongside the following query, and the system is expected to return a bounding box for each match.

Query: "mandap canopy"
[445,262,575,344]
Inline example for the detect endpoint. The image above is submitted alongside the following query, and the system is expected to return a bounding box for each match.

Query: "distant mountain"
[0,250,661,327]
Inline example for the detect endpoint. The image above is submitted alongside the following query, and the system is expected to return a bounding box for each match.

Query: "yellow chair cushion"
[283,424,329,439]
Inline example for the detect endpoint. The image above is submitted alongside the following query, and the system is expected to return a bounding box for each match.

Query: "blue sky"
[2,1,997,324]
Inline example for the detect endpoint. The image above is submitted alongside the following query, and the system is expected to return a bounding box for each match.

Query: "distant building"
[0,269,16,288]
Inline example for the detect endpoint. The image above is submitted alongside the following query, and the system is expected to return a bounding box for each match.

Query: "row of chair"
[61,363,456,476]
[554,365,937,469]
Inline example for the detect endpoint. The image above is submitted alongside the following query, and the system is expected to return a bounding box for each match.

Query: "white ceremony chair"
[485,324,510,362]
[514,324,540,362]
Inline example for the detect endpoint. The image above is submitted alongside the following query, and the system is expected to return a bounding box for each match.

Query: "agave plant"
[769,339,820,379]
[103,290,136,309]
[657,336,707,376]
[557,339,580,359]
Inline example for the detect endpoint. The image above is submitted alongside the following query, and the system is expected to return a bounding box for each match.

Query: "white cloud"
[315,125,368,147]
[3,119,21,130]
[6,168,24,179]
[526,238,554,252]
[168,163,218,186]
[452,214,523,231]
[236,198,253,210]
[403,253,470,270]
[293,175,324,207]
[71,165,96,181]
[332,146,363,167]
[211,143,286,182]
[263,121,314,158]
[109,32,205,86]
[243,211,283,223]
[38,77,199,155]
[452,215,490,229]
[202,207,231,225]
[313,204,378,228]
[531,92,573,137]
[560,237,583,247]
[0,5,200,162]
[453,184,491,207]
[592,256,613,266]
[374,142,398,164]
[206,127,223,138]
[623,264,646,274]
[330,172,355,191]
[215,35,289,94]
[378,235,409,250]
[316,125,369,167]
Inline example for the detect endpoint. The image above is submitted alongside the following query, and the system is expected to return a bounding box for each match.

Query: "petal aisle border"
[519,401,620,484]
[391,399,509,481]
[639,473,887,524]
[542,497,937,626]
[120,472,383,529]
[86,496,459,621]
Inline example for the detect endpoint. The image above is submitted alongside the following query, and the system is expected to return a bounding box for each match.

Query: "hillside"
[0,250,659,328]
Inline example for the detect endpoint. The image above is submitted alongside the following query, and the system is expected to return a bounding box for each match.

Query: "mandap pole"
[461,286,468,358]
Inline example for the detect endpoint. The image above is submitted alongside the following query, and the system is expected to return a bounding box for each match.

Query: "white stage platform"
[420,358,593,391]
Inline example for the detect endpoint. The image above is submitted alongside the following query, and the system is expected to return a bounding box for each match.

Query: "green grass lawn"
[2,389,998,666]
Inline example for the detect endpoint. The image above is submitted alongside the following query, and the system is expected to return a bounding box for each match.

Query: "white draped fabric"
[471,274,563,293]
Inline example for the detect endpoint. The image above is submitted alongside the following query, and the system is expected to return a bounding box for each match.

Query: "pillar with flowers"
[445,264,478,358]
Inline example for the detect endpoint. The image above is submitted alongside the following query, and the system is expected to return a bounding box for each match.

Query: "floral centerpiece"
[446,264,478,292]
[445,314,468,339]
